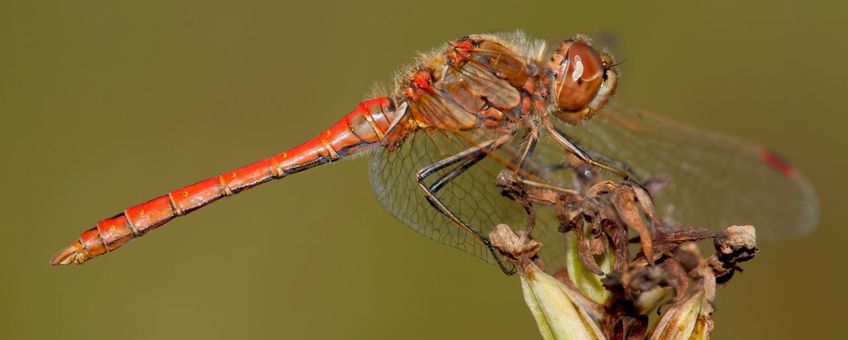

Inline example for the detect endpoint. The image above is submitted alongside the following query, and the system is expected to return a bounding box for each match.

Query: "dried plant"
[490,168,758,340]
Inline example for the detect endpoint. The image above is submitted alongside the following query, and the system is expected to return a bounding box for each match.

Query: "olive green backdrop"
[2,1,845,339]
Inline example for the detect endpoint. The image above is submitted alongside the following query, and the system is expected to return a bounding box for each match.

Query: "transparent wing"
[368,128,572,269]
[551,102,819,241]
[369,129,522,265]
[368,102,818,271]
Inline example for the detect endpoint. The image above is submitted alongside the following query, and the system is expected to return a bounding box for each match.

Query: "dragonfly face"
[548,38,619,124]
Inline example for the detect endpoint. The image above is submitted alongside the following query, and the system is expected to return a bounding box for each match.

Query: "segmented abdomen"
[51,97,399,265]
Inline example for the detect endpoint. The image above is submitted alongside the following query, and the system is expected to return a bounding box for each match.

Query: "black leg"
[542,117,637,181]
[427,147,489,194]
[584,150,639,180]
[416,134,515,274]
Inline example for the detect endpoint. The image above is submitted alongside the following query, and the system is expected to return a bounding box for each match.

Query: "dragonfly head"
[548,37,619,124]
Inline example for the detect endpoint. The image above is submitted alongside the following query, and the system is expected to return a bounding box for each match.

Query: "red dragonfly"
[51,32,818,273]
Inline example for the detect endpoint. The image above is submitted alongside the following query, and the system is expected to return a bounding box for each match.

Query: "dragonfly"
[51,32,819,273]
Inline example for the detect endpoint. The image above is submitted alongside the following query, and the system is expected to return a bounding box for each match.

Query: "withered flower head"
[491,171,759,340]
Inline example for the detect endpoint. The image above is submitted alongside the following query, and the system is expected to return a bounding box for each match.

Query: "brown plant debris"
[490,168,759,340]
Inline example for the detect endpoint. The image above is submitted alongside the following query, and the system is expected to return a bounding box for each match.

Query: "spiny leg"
[428,136,536,231]
[416,134,514,274]
[542,117,659,245]
[427,149,488,195]
[550,124,640,179]
[422,132,516,194]
[542,117,639,182]
[584,150,638,179]
[511,122,540,175]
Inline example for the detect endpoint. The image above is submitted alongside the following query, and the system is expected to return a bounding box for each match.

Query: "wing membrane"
[368,128,571,269]
[551,103,819,241]
[369,129,521,265]
[368,101,818,272]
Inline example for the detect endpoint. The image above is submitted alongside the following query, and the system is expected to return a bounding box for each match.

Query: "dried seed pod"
[490,177,758,340]
[521,262,607,340]
[714,225,758,264]
[649,268,716,340]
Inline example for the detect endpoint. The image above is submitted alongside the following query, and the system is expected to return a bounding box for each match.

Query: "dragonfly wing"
[551,102,819,241]
[369,128,532,266]
[369,127,577,271]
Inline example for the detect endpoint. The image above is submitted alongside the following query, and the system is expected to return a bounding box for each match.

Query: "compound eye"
[588,53,619,112]
[553,40,605,112]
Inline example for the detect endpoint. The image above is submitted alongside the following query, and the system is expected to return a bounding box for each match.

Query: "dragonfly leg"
[416,134,515,274]
[542,117,637,181]
[512,123,540,174]
[584,150,638,179]
[426,151,487,194]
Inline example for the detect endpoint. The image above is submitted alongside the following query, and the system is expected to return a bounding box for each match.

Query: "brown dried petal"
[575,220,604,275]
[631,183,657,222]
[565,232,612,304]
[601,219,629,272]
[611,185,655,263]
[658,258,690,302]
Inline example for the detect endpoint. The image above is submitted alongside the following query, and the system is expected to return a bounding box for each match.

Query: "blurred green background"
[1,1,845,339]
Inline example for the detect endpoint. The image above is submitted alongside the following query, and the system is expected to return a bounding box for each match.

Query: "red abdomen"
[51,97,399,265]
